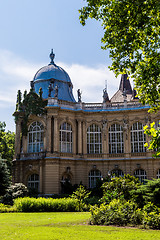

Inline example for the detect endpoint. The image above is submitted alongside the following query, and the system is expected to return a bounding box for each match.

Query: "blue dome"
[33,63,71,83]
[32,50,76,102]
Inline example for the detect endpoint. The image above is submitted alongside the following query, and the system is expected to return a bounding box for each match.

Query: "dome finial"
[49,49,55,64]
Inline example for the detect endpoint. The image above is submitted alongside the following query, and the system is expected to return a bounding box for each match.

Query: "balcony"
[20,152,46,160]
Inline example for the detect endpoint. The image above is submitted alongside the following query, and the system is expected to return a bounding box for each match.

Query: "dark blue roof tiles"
[33,51,76,102]
[33,64,71,83]
[34,80,76,102]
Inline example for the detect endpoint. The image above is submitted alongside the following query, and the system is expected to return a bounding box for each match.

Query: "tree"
[71,185,91,211]
[79,0,160,110]
[0,157,11,196]
[0,122,15,172]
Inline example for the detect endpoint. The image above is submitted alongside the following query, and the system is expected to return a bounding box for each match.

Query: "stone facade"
[12,52,160,195]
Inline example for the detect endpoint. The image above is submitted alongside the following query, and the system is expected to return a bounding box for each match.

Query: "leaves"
[79,0,160,109]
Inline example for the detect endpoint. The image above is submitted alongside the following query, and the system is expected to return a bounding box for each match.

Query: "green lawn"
[0,212,160,240]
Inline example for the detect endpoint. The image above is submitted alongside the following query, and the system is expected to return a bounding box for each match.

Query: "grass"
[0,212,160,240]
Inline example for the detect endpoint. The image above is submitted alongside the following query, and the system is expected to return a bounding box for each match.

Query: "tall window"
[89,169,102,188]
[60,122,72,153]
[28,121,44,153]
[109,124,124,154]
[28,174,39,191]
[134,169,147,183]
[131,122,146,153]
[87,124,102,154]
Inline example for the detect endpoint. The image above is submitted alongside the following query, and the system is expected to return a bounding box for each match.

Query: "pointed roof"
[119,74,132,94]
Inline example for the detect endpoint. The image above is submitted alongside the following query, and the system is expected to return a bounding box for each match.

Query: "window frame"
[88,169,102,188]
[87,124,102,154]
[131,122,146,153]
[60,122,72,153]
[27,174,39,191]
[28,121,44,153]
[109,123,124,154]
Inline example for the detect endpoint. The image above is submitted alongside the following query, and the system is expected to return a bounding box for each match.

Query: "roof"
[32,50,76,102]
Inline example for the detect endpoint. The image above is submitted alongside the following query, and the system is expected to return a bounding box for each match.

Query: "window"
[28,121,44,153]
[28,174,39,191]
[131,122,146,153]
[157,169,160,179]
[87,124,102,154]
[89,169,102,188]
[134,169,147,183]
[60,122,72,153]
[109,124,124,154]
[111,169,124,177]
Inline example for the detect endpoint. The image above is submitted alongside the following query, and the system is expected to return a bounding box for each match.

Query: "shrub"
[143,212,160,229]
[131,179,160,208]
[0,203,16,213]
[101,174,141,204]
[90,199,143,226]
[71,185,91,211]
[3,183,28,205]
[14,197,78,212]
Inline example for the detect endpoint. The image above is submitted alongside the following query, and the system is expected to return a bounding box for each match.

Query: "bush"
[143,212,160,229]
[71,185,91,211]
[3,183,28,205]
[0,203,16,213]
[90,199,143,226]
[14,197,78,212]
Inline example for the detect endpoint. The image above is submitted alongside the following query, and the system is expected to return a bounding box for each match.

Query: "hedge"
[14,197,79,212]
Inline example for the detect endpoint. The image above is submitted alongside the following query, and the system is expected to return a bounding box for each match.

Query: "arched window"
[131,122,146,153]
[89,169,102,188]
[157,169,160,178]
[111,169,124,177]
[109,124,124,154]
[134,169,147,183]
[27,174,39,191]
[60,122,72,153]
[28,121,44,153]
[87,124,102,154]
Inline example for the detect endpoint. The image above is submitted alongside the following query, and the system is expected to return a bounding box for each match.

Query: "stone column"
[78,120,82,154]
[46,116,52,153]
[82,121,87,155]
[54,117,58,152]
[14,121,21,158]
[39,161,43,194]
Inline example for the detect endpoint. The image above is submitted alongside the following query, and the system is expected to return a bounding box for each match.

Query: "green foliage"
[14,197,78,212]
[0,158,11,196]
[0,203,16,213]
[144,122,160,157]
[71,185,91,211]
[79,0,160,110]
[143,212,160,229]
[101,174,140,204]
[90,199,143,226]
[14,89,48,136]
[131,178,160,208]
[3,183,28,205]
[0,121,15,171]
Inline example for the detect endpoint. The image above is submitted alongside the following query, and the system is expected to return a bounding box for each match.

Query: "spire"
[119,74,132,94]
[49,49,55,64]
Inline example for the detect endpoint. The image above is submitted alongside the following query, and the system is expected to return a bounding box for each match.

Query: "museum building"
[13,50,160,194]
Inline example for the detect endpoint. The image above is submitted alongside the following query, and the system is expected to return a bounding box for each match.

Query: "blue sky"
[0,0,123,132]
